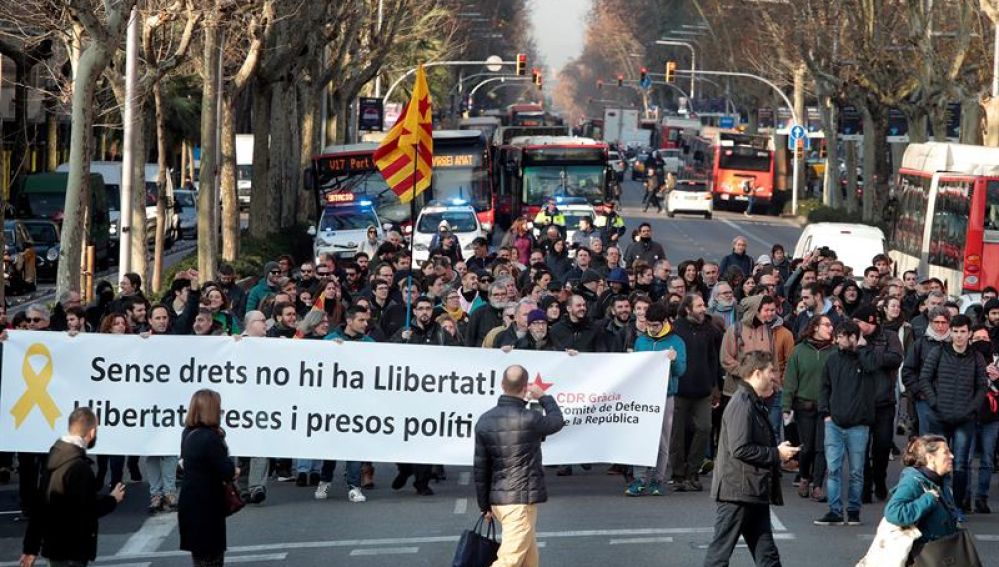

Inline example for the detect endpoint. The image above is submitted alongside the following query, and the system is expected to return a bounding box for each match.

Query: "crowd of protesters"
[3,196,999,566]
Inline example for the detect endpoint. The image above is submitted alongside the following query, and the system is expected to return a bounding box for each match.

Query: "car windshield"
[417,211,478,233]
[318,206,379,232]
[24,193,66,219]
[105,185,121,210]
[175,191,196,208]
[25,223,58,243]
[562,210,594,231]
[4,230,13,244]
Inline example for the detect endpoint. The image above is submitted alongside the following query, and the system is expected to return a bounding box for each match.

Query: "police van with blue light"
[530,195,596,251]
[411,198,484,266]
[307,192,384,261]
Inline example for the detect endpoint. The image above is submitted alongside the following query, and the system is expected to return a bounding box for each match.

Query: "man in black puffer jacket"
[550,294,605,352]
[474,364,564,566]
[917,314,987,516]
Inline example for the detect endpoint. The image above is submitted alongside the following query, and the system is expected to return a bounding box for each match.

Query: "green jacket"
[781,340,834,411]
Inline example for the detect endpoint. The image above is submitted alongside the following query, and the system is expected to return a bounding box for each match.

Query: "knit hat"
[606,267,629,284]
[580,270,602,286]
[527,309,547,325]
[263,261,279,275]
[852,304,878,325]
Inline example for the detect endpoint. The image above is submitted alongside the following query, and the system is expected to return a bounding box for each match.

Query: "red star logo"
[532,372,553,392]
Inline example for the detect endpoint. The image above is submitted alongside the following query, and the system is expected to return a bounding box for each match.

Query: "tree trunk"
[844,140,858,214]
[297,82,319,225]
[180,139,188,184]
[929,103,948,142]
[905,108,928,143]
[983,96,999,147]
[332,91,350,145]
[961,97,982,144]
[220,96,239,261]
[11,56,30,179]
[129,101,149,279]
[817,93,840,208]
[56,44,109,297]
[269,81,293,228]
[152,80,168,292]
[860,104,890,224]
[197,21,221,281]
[249,79,275,238]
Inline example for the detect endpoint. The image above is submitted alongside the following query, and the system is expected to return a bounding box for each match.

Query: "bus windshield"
[431,168,490,211]
[523,165,605,205]
[314,159,409,224]
[719,147,771,172]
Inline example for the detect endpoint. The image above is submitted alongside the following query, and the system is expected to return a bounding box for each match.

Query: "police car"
[411,199,484,266]
[307,192,383,261]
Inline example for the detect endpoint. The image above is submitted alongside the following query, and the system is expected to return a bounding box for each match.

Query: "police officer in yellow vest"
[594,200,626,246]
[533,198,566,239]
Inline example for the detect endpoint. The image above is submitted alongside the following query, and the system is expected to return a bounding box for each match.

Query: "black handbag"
[452,515,500,567]
[912,528,982,567]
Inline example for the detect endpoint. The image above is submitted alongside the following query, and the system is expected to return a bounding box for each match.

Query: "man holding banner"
[475,365,564,567]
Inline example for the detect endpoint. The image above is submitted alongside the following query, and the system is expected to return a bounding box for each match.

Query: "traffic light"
[532,68,541,86]
[617,74,624,87]
[665,61,677,83]
[640,67,648,82]
[516,53,527,76]
[597,79,603,90]
[536,73,543,91]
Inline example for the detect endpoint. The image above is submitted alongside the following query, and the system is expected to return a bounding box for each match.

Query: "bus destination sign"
[321,154,376,176]
[432,153,481,168]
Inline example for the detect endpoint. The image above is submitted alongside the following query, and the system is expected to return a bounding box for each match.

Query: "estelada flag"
[373,64,433,203]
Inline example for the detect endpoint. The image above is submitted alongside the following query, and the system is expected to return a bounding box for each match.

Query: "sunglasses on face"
[269,270,280,275]
[27,317,43,323]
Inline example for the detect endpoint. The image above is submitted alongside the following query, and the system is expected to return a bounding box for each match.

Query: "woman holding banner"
[179,389,237,567]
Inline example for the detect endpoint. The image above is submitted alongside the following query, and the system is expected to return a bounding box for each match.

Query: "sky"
[528,0,591,73]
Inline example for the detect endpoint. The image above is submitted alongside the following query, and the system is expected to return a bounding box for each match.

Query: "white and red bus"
[659,116,702,151]
[506,103,545,127]
[497,136,609,220]
[695,131,776,212]
[889,142,999,298]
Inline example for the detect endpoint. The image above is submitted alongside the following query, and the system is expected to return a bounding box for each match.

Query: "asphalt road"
[3,188,997,566]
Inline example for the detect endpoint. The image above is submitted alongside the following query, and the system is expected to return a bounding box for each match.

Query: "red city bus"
[697,131,776,212]
[507,103,545,126]
[497,136,608,220]
[889,142,999,298]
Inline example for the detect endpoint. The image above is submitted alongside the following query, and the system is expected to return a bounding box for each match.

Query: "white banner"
[0,331,670,466]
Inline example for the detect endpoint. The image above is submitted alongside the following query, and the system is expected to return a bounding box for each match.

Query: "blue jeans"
[145,456,178,498]
[939,420,975,505]
[294,459,322,474]
[320,460,363,488]
[916,400,940,436]
[974,421,999,500]
[824,420,869,516]
[767,392,783,443]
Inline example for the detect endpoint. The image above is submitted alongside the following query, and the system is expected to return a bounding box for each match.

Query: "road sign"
[639,76,652,90]
[789,124,806,141]
[787,135,811,151]
[485,55,503,73]
[719,116,735,129]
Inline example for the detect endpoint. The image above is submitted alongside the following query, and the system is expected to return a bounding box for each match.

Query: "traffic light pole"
[384,60,517,104]
[467,76,531,111]
[672,68,801,215]
[655,40,696,101]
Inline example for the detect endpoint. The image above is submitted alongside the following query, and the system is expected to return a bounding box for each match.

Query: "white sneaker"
[347,487,367,503]
[314,481,330,500]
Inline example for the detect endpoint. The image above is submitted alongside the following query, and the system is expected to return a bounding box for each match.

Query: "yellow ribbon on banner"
[10,343,61,429]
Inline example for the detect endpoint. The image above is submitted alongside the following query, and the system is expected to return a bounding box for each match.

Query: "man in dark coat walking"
[475,364,564,567]
[22,407,125,567]
[704,351,798,567]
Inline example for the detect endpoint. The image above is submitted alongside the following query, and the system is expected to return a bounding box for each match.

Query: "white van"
[236,134,253,209]
[793,222,885,278]
[55,161,177,250]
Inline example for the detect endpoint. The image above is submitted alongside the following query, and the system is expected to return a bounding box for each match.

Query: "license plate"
[735,195,748,201]
[685,195,700,200]
[720,194,730,201]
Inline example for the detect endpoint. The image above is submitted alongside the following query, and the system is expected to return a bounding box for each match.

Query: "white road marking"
[349,547,419,556]
[225,553,288,563]
[537,541,547,548]
[116,513,178,555]
[721,218,774,250]
[770,510,787,532]
[453,497,468,514]
[0,511,20,515]
[458,471,471,485]
[93,563,151,567]
[609,537,675,545]
[974,535,999,541]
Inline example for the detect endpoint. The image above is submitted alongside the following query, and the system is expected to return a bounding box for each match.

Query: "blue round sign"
[789,124,806,140]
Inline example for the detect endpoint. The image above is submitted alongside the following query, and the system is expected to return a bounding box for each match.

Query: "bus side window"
[986,181,999,241]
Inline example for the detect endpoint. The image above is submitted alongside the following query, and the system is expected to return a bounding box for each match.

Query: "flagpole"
[404,141,418,332]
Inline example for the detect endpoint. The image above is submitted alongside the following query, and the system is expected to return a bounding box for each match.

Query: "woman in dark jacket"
[544,239,572,284]
[179,389,237,567]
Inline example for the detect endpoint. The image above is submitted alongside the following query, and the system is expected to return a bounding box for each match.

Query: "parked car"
[21,219,60,281]
[793,222,885,282]
[173,189,198,239]
[4,220,37,294]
